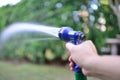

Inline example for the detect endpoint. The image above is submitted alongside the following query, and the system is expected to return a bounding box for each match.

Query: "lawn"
[0,61,100,80]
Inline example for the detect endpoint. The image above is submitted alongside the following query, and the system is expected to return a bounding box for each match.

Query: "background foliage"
[0,0,119,64]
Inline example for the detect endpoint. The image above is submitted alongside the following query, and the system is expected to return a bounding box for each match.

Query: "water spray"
[0,23,87,80]
[58,27,87,80]
[0,23,60,45]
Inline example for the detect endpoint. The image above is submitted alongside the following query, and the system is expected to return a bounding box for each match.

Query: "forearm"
[83,56,120,80]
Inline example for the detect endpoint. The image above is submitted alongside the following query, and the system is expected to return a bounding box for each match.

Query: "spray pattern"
[0,23,60,41]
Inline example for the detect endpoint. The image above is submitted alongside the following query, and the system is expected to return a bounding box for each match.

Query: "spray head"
[59,27,87,80]
[58,27,85,44]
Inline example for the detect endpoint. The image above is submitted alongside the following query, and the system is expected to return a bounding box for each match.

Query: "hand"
[66,40,98,74]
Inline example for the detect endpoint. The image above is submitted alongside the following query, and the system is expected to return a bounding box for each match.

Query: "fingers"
[69,62,74,71]
[69,56,74,71]
[69,56,73,62]
[66,43,76,53]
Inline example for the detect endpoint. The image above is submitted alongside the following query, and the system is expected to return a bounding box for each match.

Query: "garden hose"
[58,27,87,80]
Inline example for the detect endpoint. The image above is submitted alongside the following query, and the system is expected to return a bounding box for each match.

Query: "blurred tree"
[109,0,120,31]
[100,0,120,31]
[0,0,119,63]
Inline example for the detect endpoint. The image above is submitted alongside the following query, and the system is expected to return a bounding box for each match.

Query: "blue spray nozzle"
[58,27,87,80]
[58,27,73,42]
[58,27,85,72]
[58,27,85,44]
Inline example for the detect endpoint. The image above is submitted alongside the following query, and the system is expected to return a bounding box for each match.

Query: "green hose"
[75,72,87,80]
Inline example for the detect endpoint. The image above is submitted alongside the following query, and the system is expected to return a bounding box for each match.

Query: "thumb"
[66,43,75,51]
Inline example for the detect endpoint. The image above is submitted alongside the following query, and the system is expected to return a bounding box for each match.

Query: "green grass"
[0,61,99,80]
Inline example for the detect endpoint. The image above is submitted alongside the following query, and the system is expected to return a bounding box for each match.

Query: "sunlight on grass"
[0,61,100,80]
[0,61,74,80]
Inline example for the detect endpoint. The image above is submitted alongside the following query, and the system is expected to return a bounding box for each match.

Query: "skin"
[66,40,120,80]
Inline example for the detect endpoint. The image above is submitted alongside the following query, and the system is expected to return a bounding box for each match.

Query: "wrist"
[81,55,100,76]
[82,55,100,70]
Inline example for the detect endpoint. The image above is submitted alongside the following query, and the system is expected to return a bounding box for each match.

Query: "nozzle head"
[58,27,85,44]
[58,27,73,42]
[59,27,86,73]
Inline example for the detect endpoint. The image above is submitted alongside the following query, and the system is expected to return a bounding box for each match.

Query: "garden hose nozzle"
[58,27,87,80]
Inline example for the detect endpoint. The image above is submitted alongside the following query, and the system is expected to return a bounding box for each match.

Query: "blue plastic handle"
[71,39,87,80]
[71,40,82,72]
